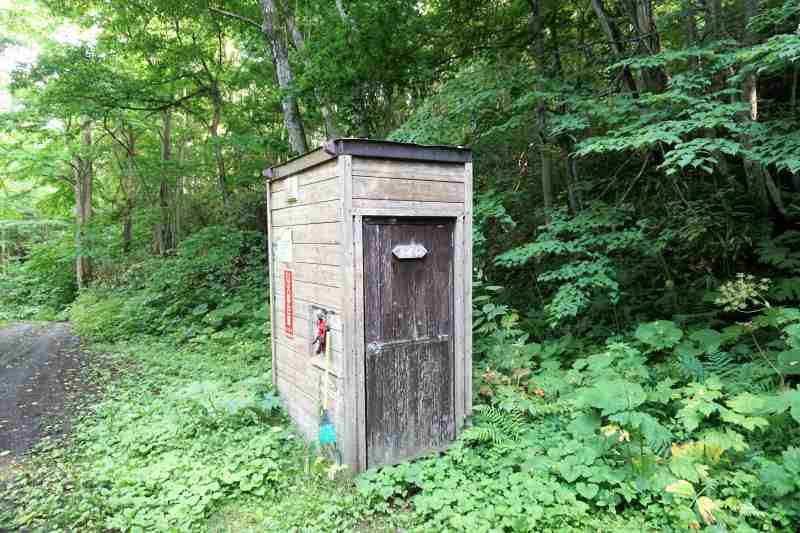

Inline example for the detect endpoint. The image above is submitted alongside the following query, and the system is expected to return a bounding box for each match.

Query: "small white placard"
[274,229,293,263]
[392,243,428,260]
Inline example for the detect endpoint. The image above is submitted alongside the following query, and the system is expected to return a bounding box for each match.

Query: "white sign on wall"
[275,229,293,263]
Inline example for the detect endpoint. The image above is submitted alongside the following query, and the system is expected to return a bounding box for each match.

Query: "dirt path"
[0,322,86,471]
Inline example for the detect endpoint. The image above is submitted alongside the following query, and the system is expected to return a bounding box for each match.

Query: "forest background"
[1,0,800,531]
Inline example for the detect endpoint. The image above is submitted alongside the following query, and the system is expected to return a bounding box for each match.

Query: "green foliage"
[1,224,393,532]
[406,290,800,532]
[495,205,644,327]
[0,336,379,532]
[69,226,266,343]
[635,320,684,351]
[461,405,525,446]
[715,273,772,312]
[0,236,76,319]
[4,0,800,530]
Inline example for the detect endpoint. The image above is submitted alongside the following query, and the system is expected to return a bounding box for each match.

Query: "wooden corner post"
[338,155,360,470]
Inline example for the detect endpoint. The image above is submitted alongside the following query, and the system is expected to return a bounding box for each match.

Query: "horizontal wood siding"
[270,159,344,444]
[272,223,342,245]
[272,200,341,227]
[271,177,339,210]
[272,274,343,311]
[350,156,465,218]
[352,158,465,182]
[353,176,464,203]
[351,199,464,215]
[280,261,342,287]
[270,159,338,189]
[291,244,344,266]
[274,298,344,332]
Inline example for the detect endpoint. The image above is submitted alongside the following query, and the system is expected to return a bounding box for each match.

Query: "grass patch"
[0,335,388,532]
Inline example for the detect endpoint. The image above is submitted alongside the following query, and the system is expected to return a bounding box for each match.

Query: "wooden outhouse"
[264,139,473,472]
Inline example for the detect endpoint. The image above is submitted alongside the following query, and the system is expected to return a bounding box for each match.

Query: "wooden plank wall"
[269,159,345,442]
[350,158,466,213]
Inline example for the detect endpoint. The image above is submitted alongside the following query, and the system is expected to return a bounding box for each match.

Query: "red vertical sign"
[283,270,294,337]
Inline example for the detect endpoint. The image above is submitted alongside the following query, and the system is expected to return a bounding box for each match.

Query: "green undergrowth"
[3,225,800,532]
[3,306,798,532]
[0,336,392,532]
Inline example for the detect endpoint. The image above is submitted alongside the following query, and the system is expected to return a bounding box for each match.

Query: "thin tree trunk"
[624,0,668,92]
[155,110,175,254]
[551,21,564,77]
[739,0,786,217]
[284,6,341,138]
[335,0,357,29]
[261,0,308,154]
[541,138,554,212]
[705,0,725,38]
[682,0,698,44]
[75,120,93,288]
[210,89,230,210]
[1,226,6,277]
[591,0,640,95]
[563,140,582,213]
[122,126,135,254]
[529,0,555,216]
[175,133,184,245]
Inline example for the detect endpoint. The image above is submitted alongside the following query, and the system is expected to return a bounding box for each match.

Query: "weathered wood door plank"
[363,217,455,468]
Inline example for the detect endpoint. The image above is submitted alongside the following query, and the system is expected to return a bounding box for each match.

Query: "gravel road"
[0,322,86,467]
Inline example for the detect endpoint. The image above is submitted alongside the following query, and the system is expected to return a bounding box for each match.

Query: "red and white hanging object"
[283,269,294,337]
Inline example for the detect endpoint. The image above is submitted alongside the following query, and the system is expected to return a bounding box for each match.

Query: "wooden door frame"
[349,210,466,472]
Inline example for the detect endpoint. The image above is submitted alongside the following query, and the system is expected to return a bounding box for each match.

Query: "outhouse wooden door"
[362,217,456,468]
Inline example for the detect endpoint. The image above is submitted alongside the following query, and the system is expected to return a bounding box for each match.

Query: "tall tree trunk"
[623,0,668,92]
[540,131,554,212]
[210,88,230,210]
[529,0,555,217]
[704,0,725,38]
[590,0,640,95]
[122,126,136,254]
[155,110,175,254]
[1,226,7,277]
[75,120,93,288]
[682,0,698,45]
[175,132,184,246]
[261,0,308,154]
[739,0,786,217]
[335,0,357,29]
[284,7,341,138]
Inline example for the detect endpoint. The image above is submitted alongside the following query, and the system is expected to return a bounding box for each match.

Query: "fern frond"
[464,405,525,447]
[705,351,736,380]
[756,231,800,272]
[675,352,706,382]
[771,277,800,302]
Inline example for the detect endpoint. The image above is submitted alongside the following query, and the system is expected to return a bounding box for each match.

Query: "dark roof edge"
[322,138,472,163]
[264,139,471,180]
